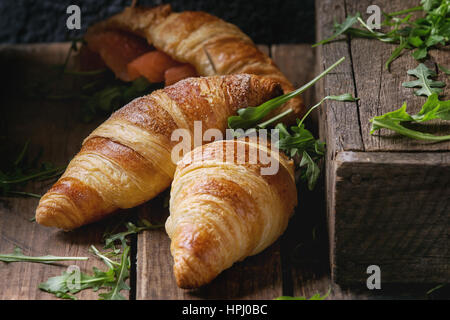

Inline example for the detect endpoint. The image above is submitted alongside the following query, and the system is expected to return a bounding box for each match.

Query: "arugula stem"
[238,57,349,130]
[90,245,120,269]
[385,39,408,69]
[5,191,41,198]
[0,166,66,184]
[280,56,346,103]
[298,98,327,127]
[387,6,423,16]
[298,94,358,127]
[14,141,29,166]
[0,255,88,263]
[257,109,293,128]
[81,276,112,284]
[371,119,450,141]
[107,245,130,299]
[357,17,376,33]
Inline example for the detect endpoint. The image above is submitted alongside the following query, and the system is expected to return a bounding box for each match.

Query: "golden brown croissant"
[166,138,298,288]
[85,4,304,121]
[36,74,281,230]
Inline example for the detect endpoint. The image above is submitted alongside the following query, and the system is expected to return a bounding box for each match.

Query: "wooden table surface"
[0,39,448,300]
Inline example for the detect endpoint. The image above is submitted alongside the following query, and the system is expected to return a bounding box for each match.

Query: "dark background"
[0,0,315,44]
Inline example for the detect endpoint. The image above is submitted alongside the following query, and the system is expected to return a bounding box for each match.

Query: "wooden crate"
[316,0,449,285]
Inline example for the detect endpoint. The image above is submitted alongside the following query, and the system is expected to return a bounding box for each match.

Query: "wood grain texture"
[333,151,450,284]
[315,0,364,153]
[345,0,450,152]
[317,0,450,153]
[0,43,130,299]
[317,0,450,286]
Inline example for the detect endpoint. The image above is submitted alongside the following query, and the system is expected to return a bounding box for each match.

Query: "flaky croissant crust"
[85,4,304,121]
[36,74,281,230]
[166,138,298,288]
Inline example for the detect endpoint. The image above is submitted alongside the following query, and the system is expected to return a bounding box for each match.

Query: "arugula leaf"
[370,93,450,141]
[421,0,441,12]
[228,57,346,130]
[276,93,358,190]
[426,283,446,295]
[90,245,120,269]
[402,63,445,96]
[411,46,428,60]
[298,94,359,128]
[415,93,450,121]
[31,39,164,122]
[371,117,450,141]
[312,13,361,47]
[0,247,88,264]
[314,2,450,68]
[275,289,330,300]
[385,39,408,70]
[40,245,130,300]
[81,77,162,122]
[425,35,445,47]
[299,151,321,190]
[40,218,159,300]
[370,103,414,127]
[39,266,116,300]
[438,64,450,75]
[98,245,130,300]
[0,141,65,198]
[226,59,356,191]
[103,219,163,250]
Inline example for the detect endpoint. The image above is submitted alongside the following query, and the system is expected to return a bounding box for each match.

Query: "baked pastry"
[82,4,304,120]
[36,74,281,230]
[166,137,298,288]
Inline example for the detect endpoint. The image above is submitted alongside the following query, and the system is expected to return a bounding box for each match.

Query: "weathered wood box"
[316,0,449,285]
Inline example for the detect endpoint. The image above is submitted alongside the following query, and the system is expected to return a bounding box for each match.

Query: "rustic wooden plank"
[315,0,359,293]
[315,0,364,153]
[136,44,284,300]
[0,43,130,299]
[288,150,449,298]
[346,0,450,152]
[271,44,316,113]
[333,151,449,284]
[271,44,328,298]
[315,1,366,285]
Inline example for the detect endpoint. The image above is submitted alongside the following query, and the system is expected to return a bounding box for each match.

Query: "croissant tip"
[174,274,196,290]
[172,255,212,289]
[35,205,71,230]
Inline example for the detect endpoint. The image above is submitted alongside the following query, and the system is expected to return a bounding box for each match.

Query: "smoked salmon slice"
[84,29,197,85]
[85,30,151,81]
[127,51,180,83]
[164,64,198,86]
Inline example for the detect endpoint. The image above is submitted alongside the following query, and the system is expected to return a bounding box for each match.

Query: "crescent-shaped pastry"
[83,4,304,121]
[166,137,298,288]
[36,74,281,230]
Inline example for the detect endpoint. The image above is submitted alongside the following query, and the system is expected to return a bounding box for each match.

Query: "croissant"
[166,138,298,288]
[36,74,282,230]
[84,4,304,121]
